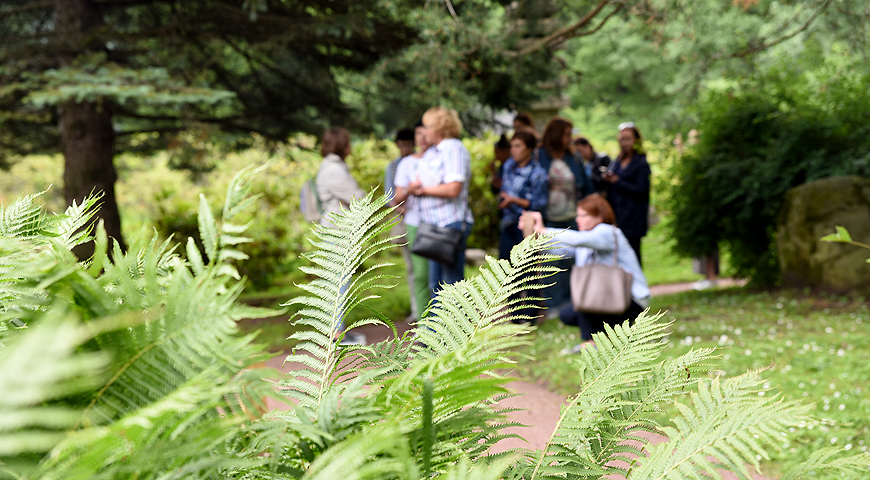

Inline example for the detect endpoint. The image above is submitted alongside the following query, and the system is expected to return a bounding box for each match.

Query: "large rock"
[776,176,870,292]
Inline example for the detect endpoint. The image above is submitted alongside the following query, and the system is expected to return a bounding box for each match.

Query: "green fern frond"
[372,324,531,476]
[0,191,51,240]
[578,346,722,475]
[0,173,285,479]
[37,367,272,480]
[0,311,107,458]
[412,233,560,362]
[628,369,813,480]
[197,193,219,263]
[529,310,700,479]
[433,457,512,480]
[80,271,266,425]
[302,421,419,480]
[55,194,103,250]
[780,447,870,479]
[279,191,398,420]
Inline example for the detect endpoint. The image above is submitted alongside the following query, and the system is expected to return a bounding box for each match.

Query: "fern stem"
[422,376,434,477]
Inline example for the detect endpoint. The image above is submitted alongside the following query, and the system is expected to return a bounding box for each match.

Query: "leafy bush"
[4,178,866,479]
[665,66,870,284]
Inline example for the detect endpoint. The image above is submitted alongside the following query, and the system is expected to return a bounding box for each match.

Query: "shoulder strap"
[611,227,619,266]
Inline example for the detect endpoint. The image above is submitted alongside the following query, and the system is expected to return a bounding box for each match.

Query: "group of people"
[313,109,651,353]
[492,115,651,353]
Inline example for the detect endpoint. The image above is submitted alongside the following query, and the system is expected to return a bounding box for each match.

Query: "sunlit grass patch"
[515,287,870,478]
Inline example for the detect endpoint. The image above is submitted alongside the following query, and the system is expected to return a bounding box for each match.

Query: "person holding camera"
[601,122,651,266]
[573,136,612,196]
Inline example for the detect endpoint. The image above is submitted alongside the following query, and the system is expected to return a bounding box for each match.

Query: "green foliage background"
[662,48,870,284]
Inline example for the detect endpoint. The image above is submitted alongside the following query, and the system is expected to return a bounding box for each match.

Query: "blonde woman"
[407,107,474,296]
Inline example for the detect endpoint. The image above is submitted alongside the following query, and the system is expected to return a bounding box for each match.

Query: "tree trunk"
[59,101,126,257]
[56,0,126,259]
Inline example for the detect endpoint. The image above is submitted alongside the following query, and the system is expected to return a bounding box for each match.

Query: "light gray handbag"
[570,227,633,315]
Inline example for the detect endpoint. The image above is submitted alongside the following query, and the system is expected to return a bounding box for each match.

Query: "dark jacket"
[607,153,651,239]
[588,152,613,195]
[536,147,594,201]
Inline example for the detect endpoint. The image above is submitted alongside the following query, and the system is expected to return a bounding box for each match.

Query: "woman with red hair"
[521,194,650,354]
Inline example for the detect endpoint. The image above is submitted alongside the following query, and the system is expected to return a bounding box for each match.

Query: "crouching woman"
[520,194,650,354]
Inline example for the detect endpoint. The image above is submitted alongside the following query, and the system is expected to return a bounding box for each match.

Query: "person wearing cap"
[489,134,511,194]
[601,122,651,266]
[393,121,433,320]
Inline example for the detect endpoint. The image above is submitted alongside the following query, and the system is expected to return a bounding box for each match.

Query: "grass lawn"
[517,286,870,478]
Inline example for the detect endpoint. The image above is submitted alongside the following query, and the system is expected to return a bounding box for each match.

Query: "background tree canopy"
[1,0,869,280]
[0,0,559,254]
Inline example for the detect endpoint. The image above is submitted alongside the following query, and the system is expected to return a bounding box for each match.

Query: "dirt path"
[263,278,770,479]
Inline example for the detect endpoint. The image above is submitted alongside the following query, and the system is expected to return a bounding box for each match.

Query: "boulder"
[465,248,490,267]
[776,176,870,292]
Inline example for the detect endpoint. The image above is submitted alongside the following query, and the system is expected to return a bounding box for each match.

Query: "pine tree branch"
[519,0,617,56]
[720,0,832,60]
[0,1,52,19]
[668,0,833,102]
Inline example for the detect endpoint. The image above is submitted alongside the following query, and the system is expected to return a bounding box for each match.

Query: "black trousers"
[559,300,645,341]
[626,235,643,267]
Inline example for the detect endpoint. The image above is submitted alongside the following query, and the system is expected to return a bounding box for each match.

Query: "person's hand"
[603,172,619,184]
[497,191,513,209]
[518,211,545,235]
[407,178,424,196]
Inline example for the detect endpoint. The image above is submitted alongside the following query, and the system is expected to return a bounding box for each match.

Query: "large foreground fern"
[2,174,867,480]
[0,168,281,479]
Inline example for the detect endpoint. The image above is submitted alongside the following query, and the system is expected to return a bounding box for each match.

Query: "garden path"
[263,278,768,479]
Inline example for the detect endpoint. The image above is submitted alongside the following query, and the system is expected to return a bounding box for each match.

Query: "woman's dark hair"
[618,122,646,155]
[514,112,535,130]
[320,126,351,158]
[511,130,538,151]
[541,117,573,158]
[396,128,415,142]
[495,133,511,150]
[577,193,616,226]
[573,136,596,155]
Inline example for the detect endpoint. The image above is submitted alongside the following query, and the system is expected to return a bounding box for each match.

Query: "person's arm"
[410,181,462,198]
[394,186,410,204]
[498,192,530,209]
[527,167,549,212]
[489,160,502,193]
[546,225,615,251]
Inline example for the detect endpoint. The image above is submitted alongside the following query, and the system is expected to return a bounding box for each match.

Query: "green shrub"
[664,68,870,284]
